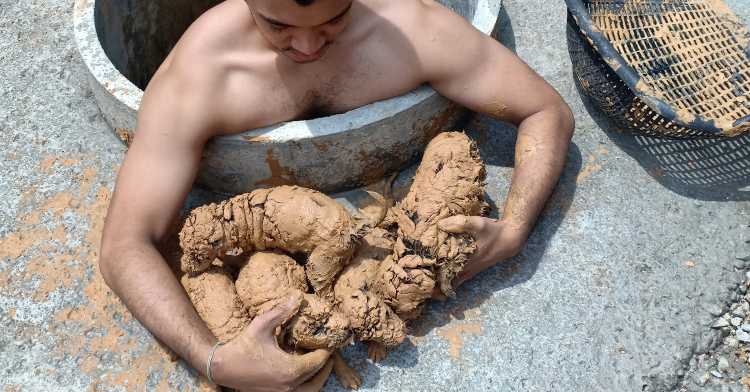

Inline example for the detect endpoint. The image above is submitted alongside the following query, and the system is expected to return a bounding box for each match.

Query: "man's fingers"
[431,286,448,301]
[249,291,302,336]
[437,215,469,233]
[290,349,332,383]
[454,271,471,288]
[438,215,486,234]
[294,358,334,392]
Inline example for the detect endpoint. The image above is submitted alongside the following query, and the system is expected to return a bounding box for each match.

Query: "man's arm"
[416,1,575,284]
[99,55,330,390]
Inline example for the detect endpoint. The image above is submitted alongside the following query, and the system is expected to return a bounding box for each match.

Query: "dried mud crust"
[588,0,750,133]
[389,131,488,299]
[178,132,488,388]
[334,228,406,348]
[235,251,351,350]
[180,266,251,343]
[373,252,436,321]
[178,185,359,296]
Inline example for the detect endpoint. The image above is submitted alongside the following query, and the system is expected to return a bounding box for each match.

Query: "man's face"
[246,0,354,63]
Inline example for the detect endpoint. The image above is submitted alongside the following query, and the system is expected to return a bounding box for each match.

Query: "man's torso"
[156,0,433,134]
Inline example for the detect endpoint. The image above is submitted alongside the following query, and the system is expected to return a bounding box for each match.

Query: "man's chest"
[305,72,422,122]
[262,54,423,122]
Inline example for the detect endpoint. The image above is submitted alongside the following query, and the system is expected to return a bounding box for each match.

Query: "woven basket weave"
[566,0,750,138]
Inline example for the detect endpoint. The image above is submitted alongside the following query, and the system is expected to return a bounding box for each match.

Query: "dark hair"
[294,0,315,5]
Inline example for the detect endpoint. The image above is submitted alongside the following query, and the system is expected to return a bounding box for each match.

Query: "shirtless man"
[99,0,574,390]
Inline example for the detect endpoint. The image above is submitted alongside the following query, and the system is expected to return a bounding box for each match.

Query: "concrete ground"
[1,0,749,391]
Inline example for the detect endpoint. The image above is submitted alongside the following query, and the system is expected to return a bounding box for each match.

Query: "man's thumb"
[438,215,473,234]
[250,291,302,335]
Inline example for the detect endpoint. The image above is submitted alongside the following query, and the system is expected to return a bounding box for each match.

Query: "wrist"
[206,341,225,386]
[498,219,529,253]
[184,336,220,383]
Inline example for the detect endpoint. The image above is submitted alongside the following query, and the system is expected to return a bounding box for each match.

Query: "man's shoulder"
[146,1,267,127]
[370,0,459,30]
[367,0,477,52]
[363,0,493,89]
[171,1,254,73]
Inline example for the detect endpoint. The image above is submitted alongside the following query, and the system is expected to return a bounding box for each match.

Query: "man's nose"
[290,31,326,55]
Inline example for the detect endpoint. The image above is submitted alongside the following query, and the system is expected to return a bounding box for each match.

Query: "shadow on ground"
[495,5,516,52]
[576,86,750,202]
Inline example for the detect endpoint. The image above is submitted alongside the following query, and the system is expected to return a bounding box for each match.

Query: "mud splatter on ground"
[0,154,209,390]
[576,146,609,185]
[436,322,484,360]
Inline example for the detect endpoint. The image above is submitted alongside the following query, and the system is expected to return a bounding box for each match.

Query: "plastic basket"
[566,0,750,138]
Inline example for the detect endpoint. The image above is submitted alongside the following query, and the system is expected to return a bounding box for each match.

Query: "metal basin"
[73,0,502,193]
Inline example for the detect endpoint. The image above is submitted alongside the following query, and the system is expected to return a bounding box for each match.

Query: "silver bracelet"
[206,341,224,385]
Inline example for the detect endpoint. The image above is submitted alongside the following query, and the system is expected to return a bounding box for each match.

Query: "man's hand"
[211,294,333,392]
[438,215,527,288]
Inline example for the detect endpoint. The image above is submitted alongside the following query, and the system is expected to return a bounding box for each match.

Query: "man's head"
[246,0,354,63]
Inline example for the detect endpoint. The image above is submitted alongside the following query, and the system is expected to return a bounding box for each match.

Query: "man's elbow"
[99,238,121,289]
[99,235,144,289]
[560,101,576,139]
[546,99,575,141]
[519,96,576,141]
